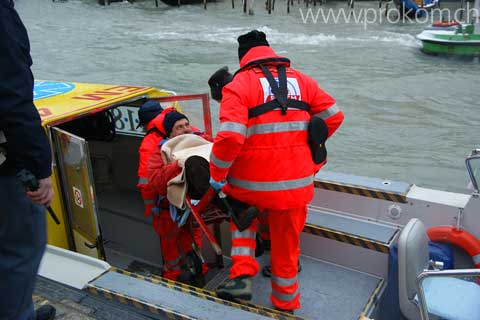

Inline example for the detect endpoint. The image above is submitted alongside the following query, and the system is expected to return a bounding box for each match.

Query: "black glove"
[208,66,233,102]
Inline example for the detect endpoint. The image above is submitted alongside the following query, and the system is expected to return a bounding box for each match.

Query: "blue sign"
[34,81,75,101]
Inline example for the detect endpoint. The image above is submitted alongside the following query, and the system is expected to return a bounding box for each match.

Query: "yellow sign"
[33,81,169,125]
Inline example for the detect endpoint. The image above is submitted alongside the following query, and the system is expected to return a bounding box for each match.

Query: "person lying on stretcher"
[147,110,259,225]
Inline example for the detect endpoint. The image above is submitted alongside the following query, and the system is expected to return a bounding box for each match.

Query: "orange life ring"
[427,226,480,268]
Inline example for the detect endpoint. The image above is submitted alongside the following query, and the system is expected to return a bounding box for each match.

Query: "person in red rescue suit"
[210,30,344,312]
[145,109,210,281]
[137,100,165,219]
[137,102,206,281]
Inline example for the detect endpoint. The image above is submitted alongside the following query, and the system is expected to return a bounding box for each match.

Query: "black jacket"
[0,1,51,179]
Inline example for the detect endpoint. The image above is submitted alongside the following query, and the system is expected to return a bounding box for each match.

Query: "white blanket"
[161,134,212,209]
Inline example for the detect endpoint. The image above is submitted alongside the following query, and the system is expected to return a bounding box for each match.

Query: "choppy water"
[16,0,480,191]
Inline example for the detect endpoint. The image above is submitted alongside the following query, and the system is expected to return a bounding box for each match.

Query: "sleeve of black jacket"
[0,3,52,179]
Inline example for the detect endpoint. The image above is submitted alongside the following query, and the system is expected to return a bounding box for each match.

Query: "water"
[16,0,480,192]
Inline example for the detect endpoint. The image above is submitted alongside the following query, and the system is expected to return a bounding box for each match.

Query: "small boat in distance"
[416,0,480,56]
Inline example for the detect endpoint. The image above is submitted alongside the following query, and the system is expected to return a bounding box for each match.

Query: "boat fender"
[427,226,480,268]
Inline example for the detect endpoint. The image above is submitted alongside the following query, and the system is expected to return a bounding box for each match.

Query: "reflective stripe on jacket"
[210,46,344,210]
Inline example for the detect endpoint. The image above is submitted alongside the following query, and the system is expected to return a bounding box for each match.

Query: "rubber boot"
[216,275,252,301]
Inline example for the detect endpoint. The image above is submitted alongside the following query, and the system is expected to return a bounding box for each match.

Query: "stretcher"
[183,187,260,282]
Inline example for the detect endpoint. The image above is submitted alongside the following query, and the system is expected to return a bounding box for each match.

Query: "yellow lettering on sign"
[71,85,145,101]
[72,91,123,101]
[108,85,145,92]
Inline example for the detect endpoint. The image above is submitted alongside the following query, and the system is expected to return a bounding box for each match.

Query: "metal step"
[87,267,297,320]
[314,171,411,203]
[304,206,400,253]
[210,254,386,320]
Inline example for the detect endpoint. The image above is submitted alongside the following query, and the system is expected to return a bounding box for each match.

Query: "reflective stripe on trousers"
[164,255,182,271]
[231,229,256,257]
[271,274,299,303]
[229,219,260,279]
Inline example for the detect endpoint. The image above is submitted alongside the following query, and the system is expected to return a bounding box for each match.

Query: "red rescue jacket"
[209,46,344,210]
[137,107,176,217]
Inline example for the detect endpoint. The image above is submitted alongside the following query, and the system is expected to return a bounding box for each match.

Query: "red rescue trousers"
[229,206,307,310]
[153,209,205,280]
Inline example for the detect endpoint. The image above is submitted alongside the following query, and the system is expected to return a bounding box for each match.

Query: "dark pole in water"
[287,0,290,13]
[232,0,235,8]
[460,0,465,21]
[243,0,247,13]
[155,0,158,7]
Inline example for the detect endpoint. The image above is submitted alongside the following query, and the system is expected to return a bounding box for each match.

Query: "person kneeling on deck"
[145,109,210,284]
[209,30,344,313]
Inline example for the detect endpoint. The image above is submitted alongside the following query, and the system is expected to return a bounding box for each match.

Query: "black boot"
[216,275,252,301]
[36,305,56,320]
[275,307,294,315]
[262,260,302,277]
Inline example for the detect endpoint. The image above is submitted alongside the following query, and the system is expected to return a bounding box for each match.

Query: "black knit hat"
[237,30,270,60]
[208,66,234,102]
[163,111,189,137]
[137,100,163,128]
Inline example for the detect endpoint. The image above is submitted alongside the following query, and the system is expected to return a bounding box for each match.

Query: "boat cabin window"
[52,94,213,275]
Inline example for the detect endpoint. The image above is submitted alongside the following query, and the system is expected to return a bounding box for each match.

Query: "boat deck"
[36,252,384,320]
[209,254,384,320]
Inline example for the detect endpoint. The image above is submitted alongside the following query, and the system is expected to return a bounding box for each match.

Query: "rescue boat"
[34,80,480,320]
[416,0,480,56]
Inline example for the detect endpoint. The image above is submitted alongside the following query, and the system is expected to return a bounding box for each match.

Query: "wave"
[140,25,417,47]
[344,33,419,47]
[141,28,336,45]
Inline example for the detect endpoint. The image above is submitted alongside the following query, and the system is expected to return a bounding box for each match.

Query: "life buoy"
[432,20,460,28]
[427,226,480,268]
